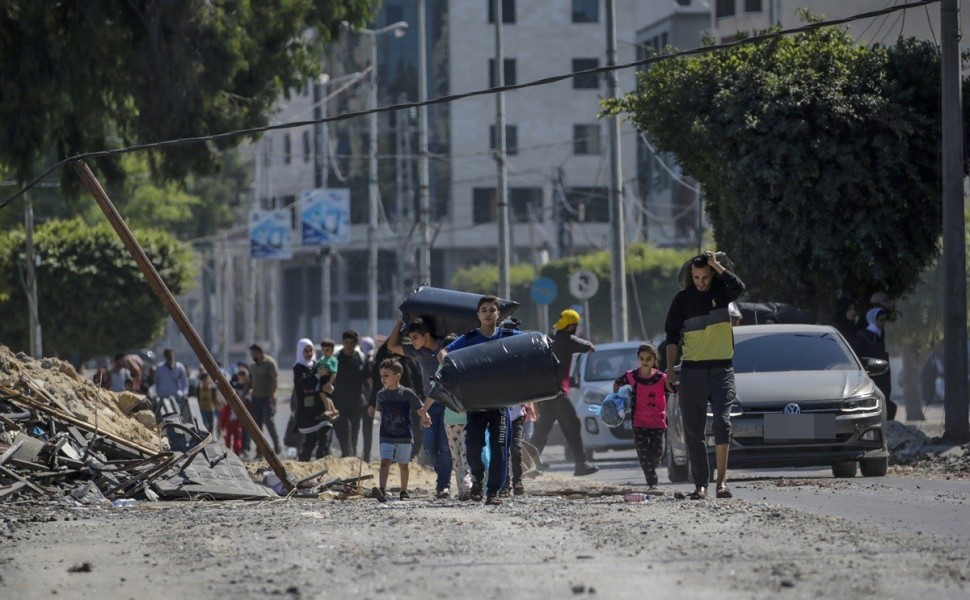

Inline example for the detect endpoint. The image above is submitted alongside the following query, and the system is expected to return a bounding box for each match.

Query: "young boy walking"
[369,359,423,502]
[614,344,668,494]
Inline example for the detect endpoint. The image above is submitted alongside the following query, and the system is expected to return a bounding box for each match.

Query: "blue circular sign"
[530,277,558,305]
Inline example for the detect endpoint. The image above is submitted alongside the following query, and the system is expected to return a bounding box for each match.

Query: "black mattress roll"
[399,286,520,338]
[428,331,561,412]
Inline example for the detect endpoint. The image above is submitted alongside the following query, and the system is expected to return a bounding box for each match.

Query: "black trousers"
[504,415,525,487]
[333,404,365,458]
[530,394,587,465]
[361,412,374,462]
[680,367,736,488]
[633,427,665,486]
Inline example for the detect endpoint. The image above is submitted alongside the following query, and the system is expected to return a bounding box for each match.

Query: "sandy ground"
[1,469,968,600]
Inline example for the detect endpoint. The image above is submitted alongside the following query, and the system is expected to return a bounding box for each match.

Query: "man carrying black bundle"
[530,308,599,477]
[665,251,745,500]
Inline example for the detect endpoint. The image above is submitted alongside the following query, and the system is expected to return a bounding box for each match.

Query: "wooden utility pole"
[494,0,511,299]
[606,0,628,342]
[73,161,294,493]
[940,0,969,442]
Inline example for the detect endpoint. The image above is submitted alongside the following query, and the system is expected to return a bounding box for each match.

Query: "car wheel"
[666,447,690,483]
[860,456,888,477]
[831,461,858,478]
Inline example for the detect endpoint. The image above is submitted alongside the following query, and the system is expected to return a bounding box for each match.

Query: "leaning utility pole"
[494,0,511,299]
[606,0,628,342]
[940,0,969,442]
[416,0,432,286]
[24,191,42,358]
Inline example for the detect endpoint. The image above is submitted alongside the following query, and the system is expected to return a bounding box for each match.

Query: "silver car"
[666,324,890,481]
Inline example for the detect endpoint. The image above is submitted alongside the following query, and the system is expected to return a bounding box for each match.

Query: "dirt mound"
[886,420,931,465]
[0,345,162,451]
[245,456,440,490]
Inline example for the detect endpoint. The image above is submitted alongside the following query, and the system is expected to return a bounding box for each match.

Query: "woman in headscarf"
[854,308,896,421]
[832,296,861,350]
[294,338,336,461]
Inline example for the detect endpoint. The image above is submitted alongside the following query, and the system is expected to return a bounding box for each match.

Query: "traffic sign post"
[569,270,599,340]
[530,277,558,333]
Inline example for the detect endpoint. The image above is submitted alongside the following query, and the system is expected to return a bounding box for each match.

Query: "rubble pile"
[886,420,970,476]
[0,345,274,503]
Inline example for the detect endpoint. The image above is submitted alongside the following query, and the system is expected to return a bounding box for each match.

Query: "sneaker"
[458,489,472,502]
[512,482,525,496]
[470,482,483,502]
[435,488,450,500]
[573,462,599,476]
[399,490,411,501]
[372,487,387,503]
[485,495,502,506]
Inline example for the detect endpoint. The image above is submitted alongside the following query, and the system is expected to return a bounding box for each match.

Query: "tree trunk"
[900,346,927,421]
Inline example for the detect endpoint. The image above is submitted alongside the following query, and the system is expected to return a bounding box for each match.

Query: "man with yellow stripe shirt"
[665,251,745,500]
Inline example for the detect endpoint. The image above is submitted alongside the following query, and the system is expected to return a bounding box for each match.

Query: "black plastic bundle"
[399,286,520,338]
[428,331,561,412]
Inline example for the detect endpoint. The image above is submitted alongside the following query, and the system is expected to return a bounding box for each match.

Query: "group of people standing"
[833,292,898,421]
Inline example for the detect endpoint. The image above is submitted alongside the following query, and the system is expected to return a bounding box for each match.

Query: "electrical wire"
[0,0,940,210]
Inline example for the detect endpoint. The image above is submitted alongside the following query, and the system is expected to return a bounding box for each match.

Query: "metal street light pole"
[606,0,628,342]
[940,0,969,442]
[417,0,432,287]
[360,21,408,338]
[24,191,42,358]
[494,0,510,299]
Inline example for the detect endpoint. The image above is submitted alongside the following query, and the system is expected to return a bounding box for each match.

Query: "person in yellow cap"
[529,308,599,476]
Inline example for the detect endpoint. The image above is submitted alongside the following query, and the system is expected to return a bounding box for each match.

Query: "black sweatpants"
[504,415,525,488]
[333,405,364,458]
[530,394,587,465]
[299,426,333,462]
[679,366,736,488]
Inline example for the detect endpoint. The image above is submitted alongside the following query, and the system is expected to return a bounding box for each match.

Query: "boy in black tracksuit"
[664,251,745,500]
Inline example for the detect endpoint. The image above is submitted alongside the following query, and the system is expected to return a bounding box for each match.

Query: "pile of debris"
[887,420,970,477]
[0,345,275,503]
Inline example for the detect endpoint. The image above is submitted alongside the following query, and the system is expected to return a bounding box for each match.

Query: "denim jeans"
[423,405,454,492]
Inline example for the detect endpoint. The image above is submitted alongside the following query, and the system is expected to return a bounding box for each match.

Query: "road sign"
[530,277,558,305]
[300,188,350,245]
[569,270,599,300]
[249,209,293,260]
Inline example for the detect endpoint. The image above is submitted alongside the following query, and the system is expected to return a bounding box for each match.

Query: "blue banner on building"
[300,188,350,246]
[249,209,293,260]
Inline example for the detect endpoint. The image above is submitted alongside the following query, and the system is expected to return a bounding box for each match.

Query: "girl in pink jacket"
[613,344,667,494]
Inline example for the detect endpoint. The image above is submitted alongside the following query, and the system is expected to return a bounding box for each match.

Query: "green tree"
[606,25,969,321]
[0,0,378,194]
[0,219,194,362]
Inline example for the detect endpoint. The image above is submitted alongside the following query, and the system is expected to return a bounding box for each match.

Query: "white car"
[565,341,645,460]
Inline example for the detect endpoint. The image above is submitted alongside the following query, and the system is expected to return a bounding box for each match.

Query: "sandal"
[372,487,387,503]
[688,487,707,500]
[716,485,733,499]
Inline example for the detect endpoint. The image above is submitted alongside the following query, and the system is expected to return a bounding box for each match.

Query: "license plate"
[763,414,836,441]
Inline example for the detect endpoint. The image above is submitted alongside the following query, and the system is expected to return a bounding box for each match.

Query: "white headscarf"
[295,338,316,367]
[865,308,887,337]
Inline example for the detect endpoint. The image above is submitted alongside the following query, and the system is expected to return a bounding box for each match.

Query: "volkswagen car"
[666,324,889,481]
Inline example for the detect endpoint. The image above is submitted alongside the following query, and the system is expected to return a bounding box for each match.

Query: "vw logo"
[783,403,801,414]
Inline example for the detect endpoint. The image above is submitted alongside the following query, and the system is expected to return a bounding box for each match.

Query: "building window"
[489,58,517,87]
[302,130,311,163]
[572,58,600,89]
[510,187,543,222]
[573,124,601,155]
[744,0,762,12]
[716,0,735,18]
[490,125,518,155]
[473,188,497,224]
[264,136,272,167]
[385,5,405,23]
[676,0,691,5]
[572,0,598,23]
[566,187,609,223]
[487,0,516,24]
[283,133,292,165]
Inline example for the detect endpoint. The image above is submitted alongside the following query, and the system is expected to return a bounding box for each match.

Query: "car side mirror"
[862,357,889,376]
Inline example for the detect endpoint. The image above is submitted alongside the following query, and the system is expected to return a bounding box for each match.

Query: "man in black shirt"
[530,309,599,477]
[331,330,369,457]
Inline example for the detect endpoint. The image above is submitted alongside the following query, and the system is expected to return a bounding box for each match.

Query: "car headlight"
[584,390,607,405]
[840,395,880,413]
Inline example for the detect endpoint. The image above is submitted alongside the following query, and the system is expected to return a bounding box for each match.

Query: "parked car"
[666,324,889,481]
[565,341,646,461]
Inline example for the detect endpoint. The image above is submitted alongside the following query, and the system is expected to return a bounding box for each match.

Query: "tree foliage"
[0,0,378,194]
[0,219,194,362]
[606,25,969,321]
[451,244,693,341]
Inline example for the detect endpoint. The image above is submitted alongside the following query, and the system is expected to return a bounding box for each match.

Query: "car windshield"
[733,332,859,373]
[583,348,640,381]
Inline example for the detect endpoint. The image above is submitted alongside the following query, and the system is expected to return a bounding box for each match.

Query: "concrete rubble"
[886,419,970,475]
[0,345,274,504]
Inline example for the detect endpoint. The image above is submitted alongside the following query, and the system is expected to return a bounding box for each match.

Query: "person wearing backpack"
[614,344,667,495]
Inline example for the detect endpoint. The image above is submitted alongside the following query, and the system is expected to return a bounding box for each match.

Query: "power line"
[0,0,940,210]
